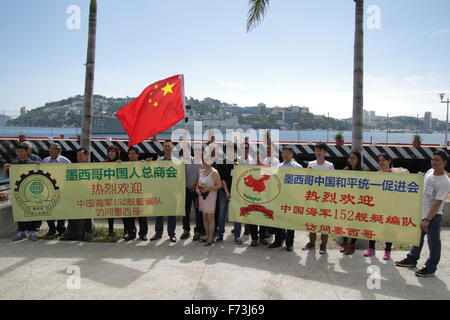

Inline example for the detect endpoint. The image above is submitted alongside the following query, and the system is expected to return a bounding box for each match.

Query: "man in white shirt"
[269,146,302,252]
[41,143,71,239]
[236,142,255,165]
[303,143,334,254]
[262,143,280,167]
[182,153,203,240]
[396,151,450,277]
[307,152,334,171]
[237,142,255,236]
[243,142,255,164]
[150,140,178,243]
[42,143,71,164]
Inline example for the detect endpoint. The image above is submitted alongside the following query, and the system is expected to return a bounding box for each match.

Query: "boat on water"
[90,110,250,134]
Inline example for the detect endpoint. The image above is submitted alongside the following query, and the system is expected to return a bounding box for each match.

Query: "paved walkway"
[1,224,449,300]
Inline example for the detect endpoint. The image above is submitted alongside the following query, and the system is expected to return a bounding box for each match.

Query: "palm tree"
[63,0,97,241]
[351,0,364,153]
[247,0,364,153]
[81,0,97,160]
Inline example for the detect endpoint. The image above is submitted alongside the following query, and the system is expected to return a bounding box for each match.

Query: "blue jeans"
[155,216,176,237]
[216,190,229,238]
[234,222,242,240]
[215,190,241,239]
[407,214,442,273]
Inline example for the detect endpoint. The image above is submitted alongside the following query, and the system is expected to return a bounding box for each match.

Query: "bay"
[0,126,447,145]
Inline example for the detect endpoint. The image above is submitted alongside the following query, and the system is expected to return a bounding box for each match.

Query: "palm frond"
[246,0,270,32]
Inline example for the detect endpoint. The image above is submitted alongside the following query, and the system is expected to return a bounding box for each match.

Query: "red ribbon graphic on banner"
[240,205,274,220]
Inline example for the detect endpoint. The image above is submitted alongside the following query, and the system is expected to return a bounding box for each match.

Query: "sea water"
[0,126,446,145]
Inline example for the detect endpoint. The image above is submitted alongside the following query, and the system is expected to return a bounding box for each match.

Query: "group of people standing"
[4,139,449,277]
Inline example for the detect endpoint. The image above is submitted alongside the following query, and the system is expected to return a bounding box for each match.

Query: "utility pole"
[386,113,389,145]
[439,93,450,147]
[416,113,419,134]
[327,112,330,143]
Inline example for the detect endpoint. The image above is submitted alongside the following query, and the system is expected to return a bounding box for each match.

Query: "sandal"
[251,240,258,247]
[200,237,207,243]
[204,241,213,246]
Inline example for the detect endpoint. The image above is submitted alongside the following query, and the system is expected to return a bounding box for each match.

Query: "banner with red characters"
[229,165,424,245]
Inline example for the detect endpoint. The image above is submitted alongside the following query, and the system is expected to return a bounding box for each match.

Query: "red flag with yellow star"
[115,75,185,146]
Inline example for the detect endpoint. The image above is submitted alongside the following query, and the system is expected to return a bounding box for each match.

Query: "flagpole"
[180,74,190,161]
[180,74,186,113]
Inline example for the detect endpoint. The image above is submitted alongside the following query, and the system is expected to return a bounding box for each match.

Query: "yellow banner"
[11,161,185,222]
[229,165,423,245]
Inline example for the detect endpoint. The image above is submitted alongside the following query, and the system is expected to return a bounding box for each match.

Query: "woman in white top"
[364,153,394,260]
[196,157,222,246]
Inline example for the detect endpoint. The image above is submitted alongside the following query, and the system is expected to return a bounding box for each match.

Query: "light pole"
[386,113,389,145]
[326,112,330,143]
[440,93,450,147]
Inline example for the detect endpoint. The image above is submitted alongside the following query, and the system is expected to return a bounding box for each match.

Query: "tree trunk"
[352,0,364,153]
[68,0,97,240]
[81,0,97,161]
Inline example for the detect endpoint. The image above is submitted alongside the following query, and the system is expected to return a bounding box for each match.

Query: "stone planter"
[0,201,16,239]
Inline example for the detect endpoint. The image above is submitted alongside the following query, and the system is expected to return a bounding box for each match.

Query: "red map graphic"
[244,174,270,193]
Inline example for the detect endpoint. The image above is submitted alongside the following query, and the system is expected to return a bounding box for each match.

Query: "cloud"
[433,28,450,36]
[217,81,250,91]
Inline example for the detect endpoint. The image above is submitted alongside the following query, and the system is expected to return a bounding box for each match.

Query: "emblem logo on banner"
[236,167,281,219]
[14,170,61,218]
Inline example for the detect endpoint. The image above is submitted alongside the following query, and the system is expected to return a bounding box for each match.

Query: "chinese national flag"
[115,75,185,146]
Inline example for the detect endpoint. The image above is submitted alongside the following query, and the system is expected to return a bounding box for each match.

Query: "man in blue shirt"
[3,143,41,241]
[12,141,42,163]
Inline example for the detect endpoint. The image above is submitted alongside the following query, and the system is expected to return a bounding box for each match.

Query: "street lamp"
[440,93,450,147]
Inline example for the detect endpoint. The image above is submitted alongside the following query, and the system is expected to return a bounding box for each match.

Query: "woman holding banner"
[340,151,363,255]
[197,156,222,246]
[104,146,121,238]
[363,153,394,260]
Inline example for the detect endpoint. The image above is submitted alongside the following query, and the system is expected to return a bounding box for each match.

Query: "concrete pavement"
[0,223,449,300]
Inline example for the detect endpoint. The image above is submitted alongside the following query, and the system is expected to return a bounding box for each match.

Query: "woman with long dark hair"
[363,153,394,260]
[340,151,363,255]
[104,145,121,238]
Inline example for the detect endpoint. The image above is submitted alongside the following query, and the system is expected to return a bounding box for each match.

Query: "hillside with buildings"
[5,95,444,132]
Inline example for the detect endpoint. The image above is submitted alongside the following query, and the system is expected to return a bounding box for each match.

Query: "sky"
[1,0,450,120]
